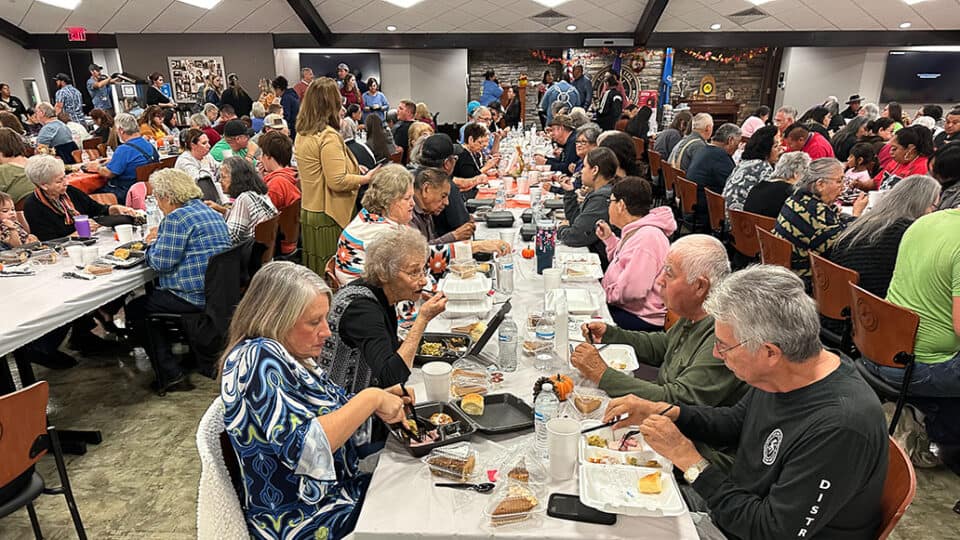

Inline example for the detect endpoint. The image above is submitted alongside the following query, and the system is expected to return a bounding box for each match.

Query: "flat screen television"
[299,53,381,87]
[880,51,960,104]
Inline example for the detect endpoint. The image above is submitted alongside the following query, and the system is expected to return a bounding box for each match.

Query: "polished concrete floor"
[1,352,959,540]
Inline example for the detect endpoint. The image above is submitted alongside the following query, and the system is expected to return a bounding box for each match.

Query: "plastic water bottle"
[534,383,560,460]
[497,313,518,372]
[533,315,559,372]
[106,146,114,160]
[496,252,514,294]
[494,184,506,210]
[80,149,90,163]
[145,195,162,230]
[552,291,569,366]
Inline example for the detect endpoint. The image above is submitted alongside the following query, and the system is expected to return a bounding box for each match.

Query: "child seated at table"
[0,190,37,248]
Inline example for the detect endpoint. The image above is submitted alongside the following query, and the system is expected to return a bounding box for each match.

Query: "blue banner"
[660,47,674,106]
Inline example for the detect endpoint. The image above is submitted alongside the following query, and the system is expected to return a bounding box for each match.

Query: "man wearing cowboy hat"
[841,95,862,120]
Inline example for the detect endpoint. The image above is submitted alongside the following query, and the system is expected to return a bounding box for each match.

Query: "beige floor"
[1,354,958,540]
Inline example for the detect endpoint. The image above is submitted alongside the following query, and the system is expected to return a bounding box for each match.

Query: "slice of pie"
[638,471,662,494]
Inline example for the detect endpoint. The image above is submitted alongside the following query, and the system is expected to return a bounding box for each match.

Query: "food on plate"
[0,250,29,264]
[606,358,628,370]
[638,471,662,494]
[476,262,491,274]
[128,241,145,251]
[586,435,608,448]
[419,341,442,356]
[574,395,602,414]
[460,393,485,415]
[84,264,113,276]
[587,455,619,465]
[452,321,486,342]
[490,485,538,525]
[404,418,419,436]
[112,248,131,260]
[489,371,504,384]
[507,460,530,483]
[645,459,660,468]
[614,434,640,450]
[31,250,58,264]
[449,262,477,279]
[426,453,476,481]
[429,413,454,426]
[527,313,543,327]
[408,429,440,447]
[450,368,487,397]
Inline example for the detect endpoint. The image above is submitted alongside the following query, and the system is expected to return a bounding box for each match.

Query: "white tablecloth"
[0,230,154,355]
[352,206,699,539]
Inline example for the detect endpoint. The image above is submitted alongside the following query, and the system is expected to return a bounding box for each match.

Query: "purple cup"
[74,215,91,237]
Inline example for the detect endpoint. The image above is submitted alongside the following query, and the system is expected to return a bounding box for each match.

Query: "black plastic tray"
[415,332,473,366]
[391,401,477,458]
[544,198,565,210]
[520,223,536,241]
[485,211,515,228]
[449,393,534,435]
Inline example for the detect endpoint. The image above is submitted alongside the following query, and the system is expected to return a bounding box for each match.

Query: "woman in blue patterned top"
[221,261,411,540]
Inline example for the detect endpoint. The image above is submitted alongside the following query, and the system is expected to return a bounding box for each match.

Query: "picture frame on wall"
[167,56,225,103]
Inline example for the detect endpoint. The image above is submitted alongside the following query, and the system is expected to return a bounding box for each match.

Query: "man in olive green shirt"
[572,235,746,469]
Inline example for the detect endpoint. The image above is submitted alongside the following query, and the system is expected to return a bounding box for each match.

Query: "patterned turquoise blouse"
[221,337,372,540]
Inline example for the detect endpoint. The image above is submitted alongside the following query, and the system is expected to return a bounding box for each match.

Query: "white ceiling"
[656,0,960,32]
[1,0,959,34]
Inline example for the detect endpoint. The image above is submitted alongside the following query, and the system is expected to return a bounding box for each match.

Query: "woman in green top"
[0,127,32,205]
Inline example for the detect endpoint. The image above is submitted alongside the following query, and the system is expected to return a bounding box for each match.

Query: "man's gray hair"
[704,265,822,362]
[203,103,219,117]
[24,154,64,186]
[670,234,730,285]
[35,102,55,118]
[797,157,843,193]
[772,151,811,181]
[862,103,880,121]
[568,107,591,128]
[115,113,139,135]
[713,123,742,143]
[364,227,428,287]
[776,106,798,120]
[692,113,713,131]
[575,123,602,145]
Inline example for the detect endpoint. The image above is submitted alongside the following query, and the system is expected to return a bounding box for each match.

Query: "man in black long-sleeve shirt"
[535,114,578,173]
[605,265,887,540]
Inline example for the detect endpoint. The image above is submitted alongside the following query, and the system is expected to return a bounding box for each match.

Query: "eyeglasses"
[714,339,748,359]
[575,139,590,145]
[401,268,427,280]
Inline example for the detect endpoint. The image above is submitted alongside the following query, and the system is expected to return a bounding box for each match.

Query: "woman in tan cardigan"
[294,78,377,272]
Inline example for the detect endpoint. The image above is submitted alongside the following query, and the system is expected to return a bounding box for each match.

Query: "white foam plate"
[439,275,492,301]
[443,296,493,319]
[599,345,639,373]
[579,462,686,517]
[547,288,599,315]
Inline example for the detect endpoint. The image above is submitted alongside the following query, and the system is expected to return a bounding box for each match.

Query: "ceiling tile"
[18,1,75,33]
[230,0,298,32]
[272,15,310,33]
[143,1,207,33]
[0,0,32,27]
[59,0,121,33]
[101,0,176,33]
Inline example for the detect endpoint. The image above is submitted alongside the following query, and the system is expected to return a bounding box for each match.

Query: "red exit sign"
[67,27,87,42]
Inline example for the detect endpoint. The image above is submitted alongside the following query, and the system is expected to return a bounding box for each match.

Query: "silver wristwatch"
[683,458,711,484]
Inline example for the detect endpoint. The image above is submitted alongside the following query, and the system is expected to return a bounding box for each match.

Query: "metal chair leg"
[48,428,87,540]
[26,502,42,539]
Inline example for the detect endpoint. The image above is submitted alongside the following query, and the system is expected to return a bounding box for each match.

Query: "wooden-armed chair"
[756,227,793,269]
[809,253,860,354]
[727,209,775,261]
[877,437,917,539]
[703,188,726,239]
[675,176,699,234]
[848,284,920,435]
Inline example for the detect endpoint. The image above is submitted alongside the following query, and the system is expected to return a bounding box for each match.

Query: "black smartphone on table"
[547,493,617,525]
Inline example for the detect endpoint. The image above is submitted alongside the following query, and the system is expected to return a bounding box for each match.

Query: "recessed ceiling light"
[382,0,425,7]
[37,0,82,9]
[902,0,928,5]
[386,25,398,32]
[748,0,775,5]
[531,0,570,7]
[566,24,577,31]
[176,0,222,8]
[899,22,912,28]
[710,23,722,30]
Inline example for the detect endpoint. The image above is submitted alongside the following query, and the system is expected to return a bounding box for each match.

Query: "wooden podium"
[683,100,740,124]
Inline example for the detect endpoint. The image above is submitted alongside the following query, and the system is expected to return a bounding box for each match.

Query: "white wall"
[0,35,48,104]
[275,48,467,124]
[776,45,960,114]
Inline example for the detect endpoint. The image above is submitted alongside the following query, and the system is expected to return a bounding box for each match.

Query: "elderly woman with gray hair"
[321,227,447,407]
[830,175,941,297]
[773,157,868,280]
[125,168,231,391]
[22,154,136,241]
[742,151,812,218]
[220,261,411,539]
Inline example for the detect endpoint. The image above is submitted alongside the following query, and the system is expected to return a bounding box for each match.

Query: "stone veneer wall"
[467,48,665,127]
[670,48,770,123]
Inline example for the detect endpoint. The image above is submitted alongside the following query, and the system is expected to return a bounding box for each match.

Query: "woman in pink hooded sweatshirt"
[596,177,677,331]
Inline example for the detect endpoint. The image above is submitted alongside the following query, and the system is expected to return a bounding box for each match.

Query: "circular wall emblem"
[763,429,783,465]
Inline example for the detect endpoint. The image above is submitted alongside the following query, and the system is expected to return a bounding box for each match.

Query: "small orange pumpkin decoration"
[521,246,535,259]
[550,374,575,401]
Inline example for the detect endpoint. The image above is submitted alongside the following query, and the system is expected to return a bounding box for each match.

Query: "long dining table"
[350,202,699,539]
